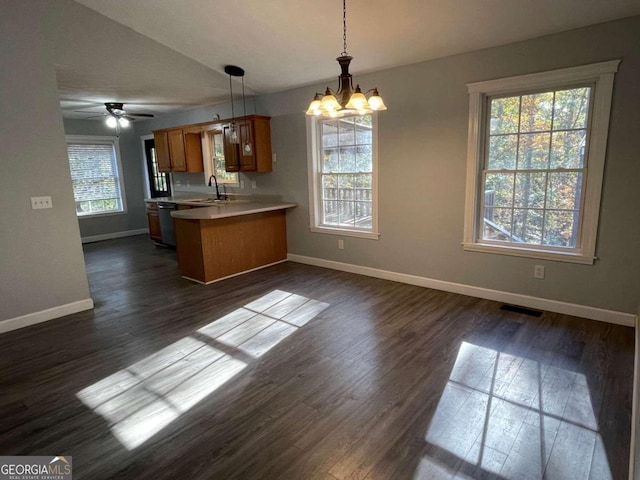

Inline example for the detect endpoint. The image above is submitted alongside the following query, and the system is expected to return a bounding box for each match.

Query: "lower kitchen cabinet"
[146,202,162,242]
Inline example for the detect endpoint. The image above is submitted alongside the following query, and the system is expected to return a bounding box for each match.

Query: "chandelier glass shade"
[305,0,386,118]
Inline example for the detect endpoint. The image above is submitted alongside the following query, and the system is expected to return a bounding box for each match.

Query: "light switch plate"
[31,196,53,209]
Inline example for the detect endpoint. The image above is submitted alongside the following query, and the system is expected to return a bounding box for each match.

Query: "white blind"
[66,141,123,215]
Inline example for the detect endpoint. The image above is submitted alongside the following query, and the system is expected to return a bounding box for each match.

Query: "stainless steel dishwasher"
[157,202,177,246]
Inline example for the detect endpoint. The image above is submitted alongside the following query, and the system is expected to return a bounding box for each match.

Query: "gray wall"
[63,119,148,238]
[0,0,245,322]
[131,16,640,314]
[2,0,637,323]
[0,1,91,321]
[253,16,640,314]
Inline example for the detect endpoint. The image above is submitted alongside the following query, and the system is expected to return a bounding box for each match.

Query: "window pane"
[322,121,338,147]
[517,133,550,169]
[487,135,517,170]
[323,148,339,173]
[323,200,338,225]
[514,172,546,209]
[103,198,119,211]
[322,175,338,200]
[543,210,578,248]
[520,92,553,132]
[339,147,356,172]
[490,97,520,134]
[553,87,590,130]
[338,201,355,226]
[482,207,513,242]
[355,145,372,172]
[67,141,124,215]
[547,172,582,210]
[550,130,586,169]
[338,175,354,200]
[355,202,372,229]
[338,119,355,145]
[317,114,374,233]
[356,126,372,145]
[355,174,372,201]
[484,173,514,207]
[513,209,543,244]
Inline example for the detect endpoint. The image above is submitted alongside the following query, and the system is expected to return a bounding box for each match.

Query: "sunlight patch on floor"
[421,341,611,479]
[77,290,329,450]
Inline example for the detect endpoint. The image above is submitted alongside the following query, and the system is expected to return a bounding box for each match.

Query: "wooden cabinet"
[154,127,204,173]
[222,115,272,173]
[146,202,162,242]
[154,132,171,172]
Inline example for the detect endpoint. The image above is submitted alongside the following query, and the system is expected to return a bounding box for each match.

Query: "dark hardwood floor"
[0,235,634,479]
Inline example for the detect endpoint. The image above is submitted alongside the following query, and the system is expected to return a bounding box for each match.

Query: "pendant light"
[225,65,244,144]
[305,0,386,118]
[240,72,253,156]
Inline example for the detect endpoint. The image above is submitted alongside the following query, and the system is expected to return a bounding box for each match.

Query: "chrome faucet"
[208,175,222,200]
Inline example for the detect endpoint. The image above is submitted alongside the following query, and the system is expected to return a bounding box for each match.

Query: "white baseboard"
[287,254,637,327]
[0,298,94,334]
[81,229,148,244]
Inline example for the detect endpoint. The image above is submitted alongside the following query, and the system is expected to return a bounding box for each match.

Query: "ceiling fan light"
[118,117,130,127]
[368,89,387,111]
[106,116,118,128]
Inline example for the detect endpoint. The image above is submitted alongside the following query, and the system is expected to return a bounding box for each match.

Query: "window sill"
[309,225,380,240]
[77,210,127,220]
[462,242,596,265]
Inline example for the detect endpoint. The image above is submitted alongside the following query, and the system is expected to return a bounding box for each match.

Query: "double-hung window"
[66,135,127,217]
[307,114,379,239]
[463,61,619,264]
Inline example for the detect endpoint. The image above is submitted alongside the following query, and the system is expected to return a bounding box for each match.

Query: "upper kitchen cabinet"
[154,127,204,173]
[222,115,272,173]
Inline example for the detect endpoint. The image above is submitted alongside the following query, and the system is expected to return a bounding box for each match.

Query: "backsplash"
[170,172,282,203]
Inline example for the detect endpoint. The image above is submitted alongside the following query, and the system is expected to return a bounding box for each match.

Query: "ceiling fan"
[76,102,155,129]
[102,102,154,128]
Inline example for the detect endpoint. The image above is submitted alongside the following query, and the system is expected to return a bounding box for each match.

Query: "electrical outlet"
[534,265,545,279]
[251,180,257,189]
[31,196,53,209]
[240,180,245,189]
[338,239,344,250]
[272,153,277,163]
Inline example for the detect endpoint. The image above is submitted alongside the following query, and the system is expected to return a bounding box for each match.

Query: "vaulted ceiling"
[63,0,640,119]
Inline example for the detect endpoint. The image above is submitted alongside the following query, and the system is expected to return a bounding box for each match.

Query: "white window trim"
[463,60,620,265]
[306,114,380,240]
[140,133,155,199]
[66,134,128,218]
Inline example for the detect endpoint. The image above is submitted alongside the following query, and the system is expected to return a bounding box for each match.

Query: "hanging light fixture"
[225,65,245,144]
[305,0,386,118]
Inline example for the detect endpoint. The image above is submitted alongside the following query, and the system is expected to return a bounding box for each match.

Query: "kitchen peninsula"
[171,202,297,284]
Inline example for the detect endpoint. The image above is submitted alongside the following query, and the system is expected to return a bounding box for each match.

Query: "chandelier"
[305,0,386,118]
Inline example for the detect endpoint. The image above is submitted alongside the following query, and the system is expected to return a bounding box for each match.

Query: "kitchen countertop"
[144,196,228,207]
[170,201,298,220]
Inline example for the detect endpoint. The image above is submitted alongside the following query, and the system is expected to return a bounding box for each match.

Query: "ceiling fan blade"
[73,111,107,115]
[129,113,154,117]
